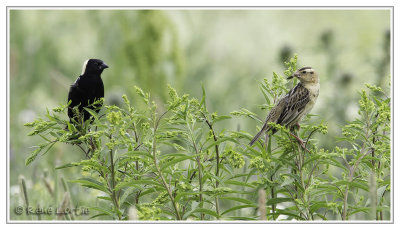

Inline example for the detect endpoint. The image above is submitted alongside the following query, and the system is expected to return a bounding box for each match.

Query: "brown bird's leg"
[288,123,310,152]
[265,134,269,152]
[288,132,310,153]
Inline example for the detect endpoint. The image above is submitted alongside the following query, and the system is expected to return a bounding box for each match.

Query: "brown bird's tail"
[249,123,268,146]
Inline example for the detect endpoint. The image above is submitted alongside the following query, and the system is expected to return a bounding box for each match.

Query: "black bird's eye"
[302,71,306,74]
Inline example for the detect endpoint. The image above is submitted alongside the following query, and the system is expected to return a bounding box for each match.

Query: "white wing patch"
[81,59,89,75]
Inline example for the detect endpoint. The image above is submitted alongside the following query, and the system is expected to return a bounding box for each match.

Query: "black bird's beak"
[101,63,109,70]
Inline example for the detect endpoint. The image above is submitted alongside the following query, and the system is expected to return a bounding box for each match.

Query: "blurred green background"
[9,9,390,220]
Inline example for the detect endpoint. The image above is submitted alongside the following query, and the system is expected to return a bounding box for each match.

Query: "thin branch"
[201,112,221,218]
[305,160,320,189]
[188,125,204,220]
[305,129,318,146]
[109,148,121,220]
[151,110,182,220]
[285,185,307,220]
[76,144,89,159]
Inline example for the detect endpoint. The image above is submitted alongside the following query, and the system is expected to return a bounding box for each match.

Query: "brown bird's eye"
[310,72,314,74]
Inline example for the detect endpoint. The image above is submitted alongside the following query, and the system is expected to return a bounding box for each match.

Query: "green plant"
[24,56,391,221]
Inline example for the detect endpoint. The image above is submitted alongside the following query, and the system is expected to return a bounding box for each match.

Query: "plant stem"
[195,155,204,220]
[342,110,372,220]
[152,138,182,220]
[270,175,276,220]
[186,114,205,219]
[202,112,220,218]
[109,148,122,220]
[285,185,306,220]
[152,111,182,220]
[190,135,204,220]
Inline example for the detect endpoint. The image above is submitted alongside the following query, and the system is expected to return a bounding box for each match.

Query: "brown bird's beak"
[287,72,299,80]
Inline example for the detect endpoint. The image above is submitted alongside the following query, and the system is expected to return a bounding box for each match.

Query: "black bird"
[67,59,109,126]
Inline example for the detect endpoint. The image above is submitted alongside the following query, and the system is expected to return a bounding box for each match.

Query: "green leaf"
[260,86,271,105]
[38,133,52,142]
[212,115,231,123]
[347,207,370,216]
[49,131,60,138]
[25,147,42,166]
[310,201,329,213]
[160,208,175,217]
[224,179,255,188]
[281,176,294,187]
[89,213,109,220]
[191,208,219,218]
[55,162,80,170]
[335,180,369,191]
[271,209,305,220]
[377,185,387,202]
[159,152,188,158]
[267,132,272,154]
[120,187,137,206]
[281,173,302,184]
[327,158,348,171]
[203,171,224,184]
[200,83,206,108]
[174,191,204,203]
[303,155,321,166]
[227,216,258,220]
[203,137,236,151]
[266,197,292,205]
[25,142,56,166]
[69,178,110,194]
[315,183,343,194]
[96,196,112,201]
[220,196,255,205]
[114,179,163,191]
[79,160,110,173]
[160,155,196,171]
[137,187,161,198]
[221,204,257,216]
[315,213,328,220]
[125,150,153,159]
[89,206,115,218]
[84,107,99,121]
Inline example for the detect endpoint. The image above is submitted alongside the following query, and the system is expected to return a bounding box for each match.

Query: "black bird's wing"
[67,77,86,120]
[81,76,104,116]
[92,79,104,113]
[79,75,104,121]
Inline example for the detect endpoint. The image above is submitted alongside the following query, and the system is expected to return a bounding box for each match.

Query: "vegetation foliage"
[23,56,391,221]
[10,10,391,221]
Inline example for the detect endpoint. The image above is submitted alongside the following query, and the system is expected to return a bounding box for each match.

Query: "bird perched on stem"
[67,59,109,127]
[249,67,320,150]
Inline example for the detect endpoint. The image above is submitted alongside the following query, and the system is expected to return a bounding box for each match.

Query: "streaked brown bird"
[249,67,320,149]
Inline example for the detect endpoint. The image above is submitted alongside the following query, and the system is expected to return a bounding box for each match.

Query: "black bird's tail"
[249,123,268,146]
